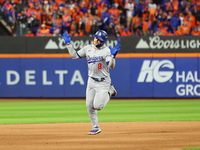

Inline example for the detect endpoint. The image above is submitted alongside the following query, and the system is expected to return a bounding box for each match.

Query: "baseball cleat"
[88,129,101,135]
[111,85,117,96]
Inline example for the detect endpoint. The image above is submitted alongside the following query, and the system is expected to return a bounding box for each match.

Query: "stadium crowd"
[1,0,200,37]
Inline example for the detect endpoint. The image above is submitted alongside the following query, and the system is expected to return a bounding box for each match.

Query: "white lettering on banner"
[7,71,20,85]
[137,60,174,83]
[176,71,185,82]
[26,70,36,85]
[45,38,117,50]
[176,84,200,96]
[138,60,200,96]
[43,70,52,85]
[5,70,84,85]
[70,70,84,85]
[55,70,68,85]
[176,71,200,83]
[136,36,200,49]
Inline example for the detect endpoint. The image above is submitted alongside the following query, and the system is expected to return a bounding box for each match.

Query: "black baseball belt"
[91,77,105,82]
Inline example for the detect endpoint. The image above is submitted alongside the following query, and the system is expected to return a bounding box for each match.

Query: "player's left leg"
[93,89,110,110]
[86,78,101,135]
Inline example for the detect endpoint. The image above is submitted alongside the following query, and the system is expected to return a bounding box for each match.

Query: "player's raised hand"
[109,43,121,58]
[62,32,71,45]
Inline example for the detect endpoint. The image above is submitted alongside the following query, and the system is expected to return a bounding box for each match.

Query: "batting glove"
[62,32,71,45]
[109,43,121,58]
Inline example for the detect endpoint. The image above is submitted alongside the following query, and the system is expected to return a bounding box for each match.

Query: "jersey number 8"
[98,63,102,69]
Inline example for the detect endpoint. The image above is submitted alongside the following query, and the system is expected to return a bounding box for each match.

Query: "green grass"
[0,100,200,124]
[183,147,200,150]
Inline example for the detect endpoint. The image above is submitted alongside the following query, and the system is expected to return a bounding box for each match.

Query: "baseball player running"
[62,30,120,135]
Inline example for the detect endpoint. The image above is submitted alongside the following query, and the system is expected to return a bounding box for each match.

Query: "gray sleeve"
[105,48,115,69]
[67,45,80,60]
[107,56,116,69]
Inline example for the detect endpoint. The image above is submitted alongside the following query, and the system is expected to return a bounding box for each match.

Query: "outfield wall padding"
[0,54,199,98]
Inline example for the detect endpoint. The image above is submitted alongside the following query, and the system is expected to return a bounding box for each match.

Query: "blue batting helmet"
[93,30,108,47]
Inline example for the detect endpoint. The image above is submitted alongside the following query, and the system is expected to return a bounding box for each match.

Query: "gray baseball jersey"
[76,44,112,78]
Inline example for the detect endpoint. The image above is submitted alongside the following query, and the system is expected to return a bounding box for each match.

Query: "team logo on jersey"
[87,55,103,64]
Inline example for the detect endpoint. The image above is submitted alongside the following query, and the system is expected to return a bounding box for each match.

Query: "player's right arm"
[62,32,83,60]
[107,43,121,69]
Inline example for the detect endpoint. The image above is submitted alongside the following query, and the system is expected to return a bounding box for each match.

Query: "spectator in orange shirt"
[132,13,142,33]
[185,11,196,28]
[55,0,63,6]
[108,4,120,20]
[52,2,58,12]
[155,25,168,36]
[180,20,191,35]
[72,6,84,25]
[79,0,88,14]
[171,0,179,12]
[175,26,183,36]
[25,29,34,37]
[27,3,36,18]
[39,24,51,36]
[165,1,173,13]
[85,17,93,36]
[69,20,77,36]
[191,26,200,35]
[166,31,175,36]
[80,0,89,8]
[141,16,151,35]
[54,14,62,28]
[34,4,43,23]
[77,29,85,36]
[62,10,72,33]
[121,27,133,36]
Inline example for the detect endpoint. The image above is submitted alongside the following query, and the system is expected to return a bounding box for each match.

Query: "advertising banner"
[1,36,200,54]
[130,54,200,98]
[0,56,88,97]
[26,36,118,53]
[0,37,26,53]
[0,54,200,98]
[26,36,200,53]
[124,36,200,53]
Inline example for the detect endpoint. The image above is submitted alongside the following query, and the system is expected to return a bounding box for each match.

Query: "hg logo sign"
[137,60,174,83]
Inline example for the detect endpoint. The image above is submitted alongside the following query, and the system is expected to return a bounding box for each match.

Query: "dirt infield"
[0,122,200,150]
